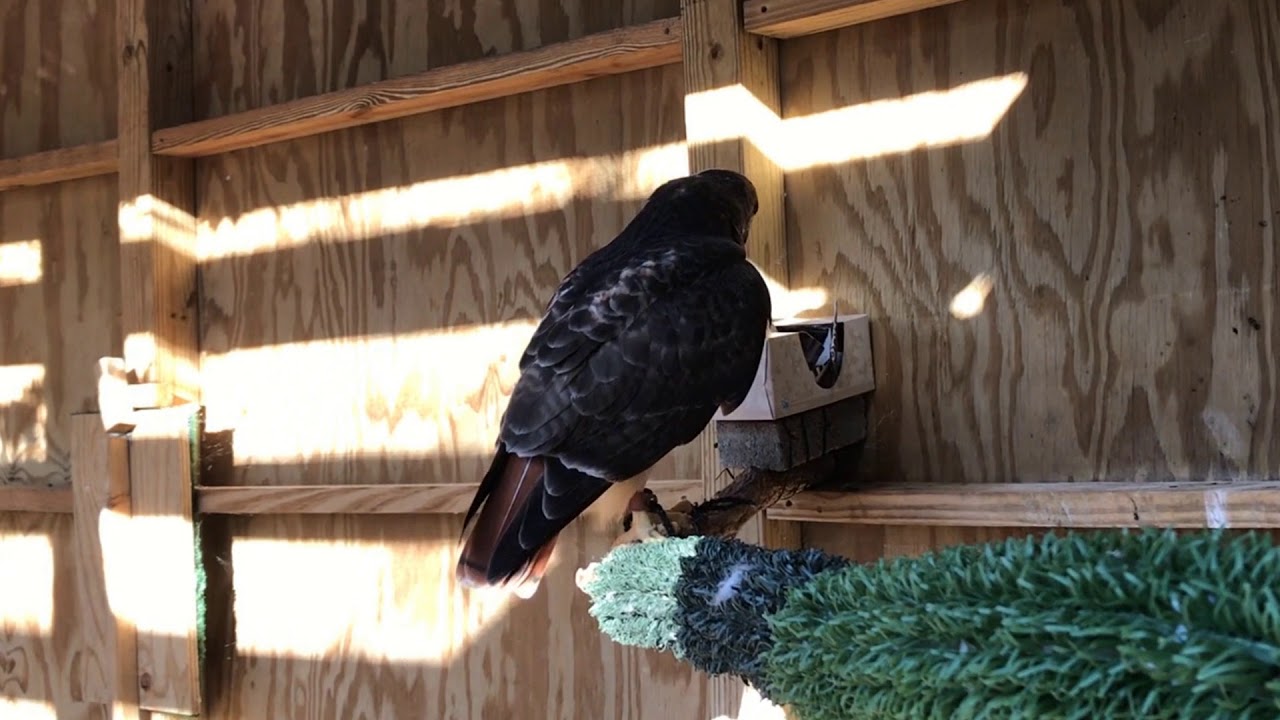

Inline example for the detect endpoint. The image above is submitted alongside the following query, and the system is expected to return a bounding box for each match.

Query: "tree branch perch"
[683,452,842,537]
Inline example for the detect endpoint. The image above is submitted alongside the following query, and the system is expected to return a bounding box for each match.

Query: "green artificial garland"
[579,528,1280,719]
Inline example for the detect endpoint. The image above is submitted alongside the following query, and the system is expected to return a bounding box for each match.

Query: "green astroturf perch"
[578,528,1280,719]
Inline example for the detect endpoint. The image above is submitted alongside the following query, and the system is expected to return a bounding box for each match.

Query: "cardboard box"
[714,313,874,422]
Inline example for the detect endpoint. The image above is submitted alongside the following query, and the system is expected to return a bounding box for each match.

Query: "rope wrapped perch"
[578,527,1280,720]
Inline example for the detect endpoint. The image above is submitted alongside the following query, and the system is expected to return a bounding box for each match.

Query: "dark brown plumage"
[455,168,772,597]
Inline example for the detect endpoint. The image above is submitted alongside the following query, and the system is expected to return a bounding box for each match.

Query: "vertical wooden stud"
[117,0,199,406]
[71,413,143,720]
[681,0,801,716]
[128,404,203,715]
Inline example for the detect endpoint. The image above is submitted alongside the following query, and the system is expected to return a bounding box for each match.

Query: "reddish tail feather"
[456,447,558,599]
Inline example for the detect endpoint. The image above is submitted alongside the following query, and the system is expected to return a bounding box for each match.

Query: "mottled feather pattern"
[503,236,764,477]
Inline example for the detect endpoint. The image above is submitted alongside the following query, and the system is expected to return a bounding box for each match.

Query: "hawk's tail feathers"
[456,445,556,598]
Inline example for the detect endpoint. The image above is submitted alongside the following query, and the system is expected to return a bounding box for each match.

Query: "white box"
[715,313,875,422]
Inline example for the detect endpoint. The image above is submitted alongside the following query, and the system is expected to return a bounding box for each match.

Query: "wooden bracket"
[69,407,204,716]
[126,404,204,715]
[71,414,141,719]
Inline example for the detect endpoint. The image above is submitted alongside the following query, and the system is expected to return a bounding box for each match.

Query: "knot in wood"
[139,672,153,690]
[121,40,147,64]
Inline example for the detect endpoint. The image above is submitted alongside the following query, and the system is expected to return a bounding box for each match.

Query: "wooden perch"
[770,480,1280,529]
[195,478,701,516]
[615,450,846,545]
[686,452,842,537]
[579,450,847,594]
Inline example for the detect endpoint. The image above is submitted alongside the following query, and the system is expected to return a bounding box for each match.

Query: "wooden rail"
[151,18,683,158]
[769,481,1280,528]
[195,478,702,516]
[743,0,964,38]
[0,485,74,513]
[0,140,118,192]
[0,0,975,190]
[2,477,696,517]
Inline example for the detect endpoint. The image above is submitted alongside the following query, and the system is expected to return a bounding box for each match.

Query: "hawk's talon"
[611,490,695,546]
[641,488,678,537]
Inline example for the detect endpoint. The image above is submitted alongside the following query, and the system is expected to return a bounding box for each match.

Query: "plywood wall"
[5,0,1280,718]
[0,2,120,718]
[781,0,1280,488]
[0,0,120,489]
[188,1,706,718]
[0,0,116,156]
[0,512,104,720]
[196,65,691,488]
[192,0,681,119]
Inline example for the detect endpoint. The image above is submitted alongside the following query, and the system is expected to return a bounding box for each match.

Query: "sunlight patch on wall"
[0,364,43,405]
[710,683,790,720]
[200,265,831,468]
[95,511,199,635]
[686,73,1029,171]
[201,320,539,464]
[949,273,995,319]
[198,142,691,260]
[0,364,48,472]
[118,193,196,250]
[0,698,57,719]
[231,536,515,662]
[0,532,54,633]
[756,265,830,319]
[0,239,42,287]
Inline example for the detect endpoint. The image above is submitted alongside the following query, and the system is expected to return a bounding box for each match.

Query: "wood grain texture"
[773,481,1280,528]
[70,414,141,719]
[0,141,119,193]
[202,513,706,720]
[0,0,117,158]
[682,0,789,539]
[681,1,793,717]
[116,0,199,406]
[0,511,108,720]
[191,2,706,718]
[196,63,692,490]
[156,18,683,158]
[191,0,682,119]
[128,405,201,715]
[0,486,71,513]
[743,0,963,38]
[803,522,1041,566]
[0,177,121,490]
[782,0,1280,488]
[196,479,702,516]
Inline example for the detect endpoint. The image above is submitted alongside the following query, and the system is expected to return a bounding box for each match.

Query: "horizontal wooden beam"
[743,0,963,39]
[0,140,118,192]
[151,18,683,158]
[769,481,1280,528]
[195,478,702,516]
[0,485,74,513]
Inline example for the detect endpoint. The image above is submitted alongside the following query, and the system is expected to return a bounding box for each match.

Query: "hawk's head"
[646,168,759,246]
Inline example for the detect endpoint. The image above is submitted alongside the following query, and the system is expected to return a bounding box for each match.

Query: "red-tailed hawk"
[455,169,771,598]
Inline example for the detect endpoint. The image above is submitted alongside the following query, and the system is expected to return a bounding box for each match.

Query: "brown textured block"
[715,395,867,471]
